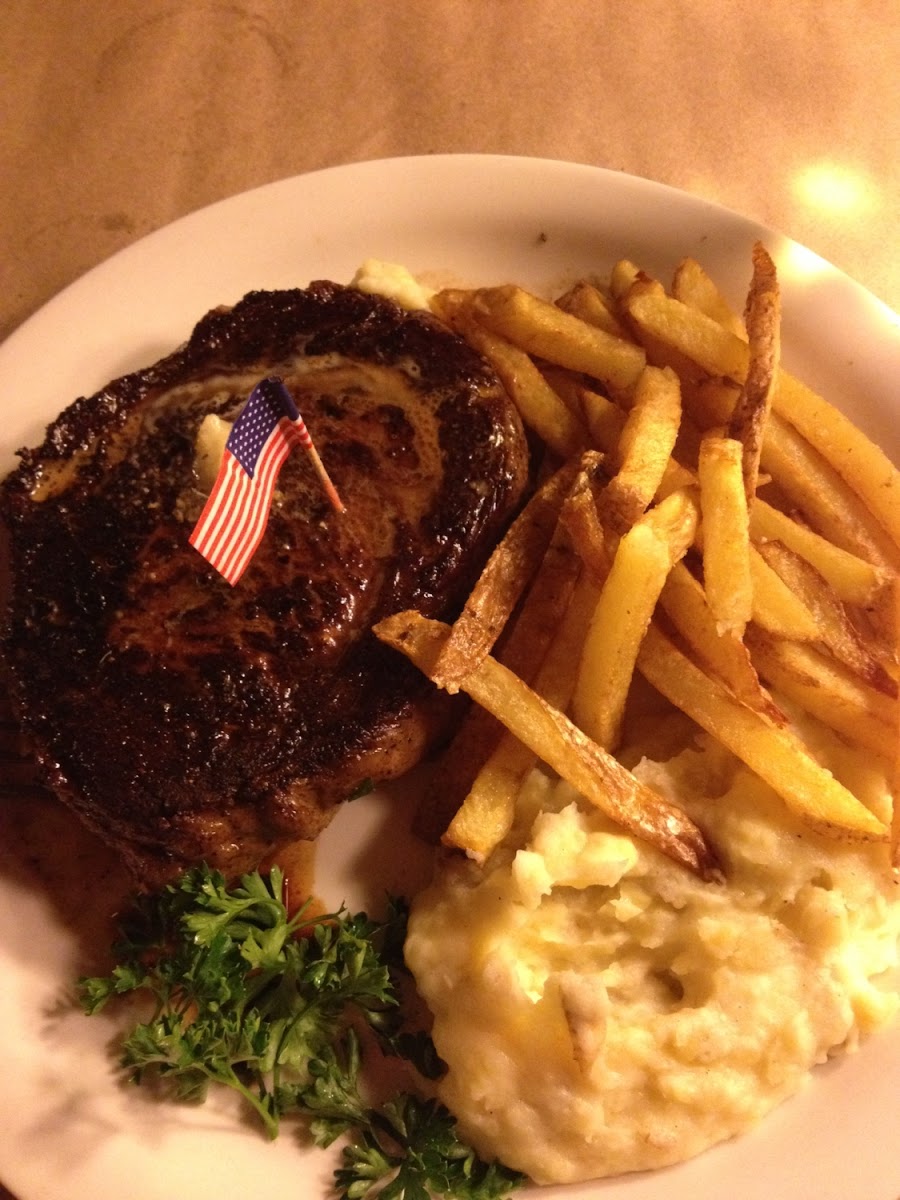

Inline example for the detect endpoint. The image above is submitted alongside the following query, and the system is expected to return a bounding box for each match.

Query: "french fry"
[537,365,591,422]
[471,284,646,398]
[688,377,897,567]
[619,276,711,387]
[453,314,588,457]
[774,370,900,555]
[577,385,627,454]
[623,278,749,382]
[415,701,504,844]
[420,511,583,840]
[556,279,629,339]
[750,499,890,609]
[698,434,753,637]
[655,457,699,501]
[574,488,699,750]
[608,258,641,303]
[672,256,745,338]
[444,572,598,860]
[622,280,900,561]
[441,733,527,862]
[637,623,889,839]
[746,629,898,759]
[374,610,721,879]
[597,365,683,534]
[759,411,899,568]
[748,546,821,640]
[756,540,897,695]
[558,468,611,585]
[431,458,582,692]
[658,561,787,724]
[728,242,780,502]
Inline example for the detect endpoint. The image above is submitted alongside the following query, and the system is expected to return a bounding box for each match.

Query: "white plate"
[0,155,898,1200]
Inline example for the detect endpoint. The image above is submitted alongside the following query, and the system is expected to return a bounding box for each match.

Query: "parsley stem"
[201,1062,280,1140]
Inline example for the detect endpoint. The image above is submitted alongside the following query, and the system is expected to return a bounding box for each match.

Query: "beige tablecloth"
[1,1,898,1196]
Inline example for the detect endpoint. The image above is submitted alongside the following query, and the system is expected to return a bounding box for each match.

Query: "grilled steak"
[0,282,529,886]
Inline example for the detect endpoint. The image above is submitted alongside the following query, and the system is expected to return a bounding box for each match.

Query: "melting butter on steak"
[0,283,529,886]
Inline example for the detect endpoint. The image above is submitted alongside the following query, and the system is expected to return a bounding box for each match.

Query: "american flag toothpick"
[189,376,345,585]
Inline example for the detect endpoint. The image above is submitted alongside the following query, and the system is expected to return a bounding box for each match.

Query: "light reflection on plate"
[0,155,898,1200]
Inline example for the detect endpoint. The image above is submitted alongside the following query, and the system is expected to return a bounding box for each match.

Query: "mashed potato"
[405,732,900,1185]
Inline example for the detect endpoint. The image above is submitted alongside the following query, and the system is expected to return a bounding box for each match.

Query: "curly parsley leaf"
[336,1096,524,1200]
[78,864,524,1199]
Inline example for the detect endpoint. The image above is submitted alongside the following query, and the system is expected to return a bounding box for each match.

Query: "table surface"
[1,2,898,1197]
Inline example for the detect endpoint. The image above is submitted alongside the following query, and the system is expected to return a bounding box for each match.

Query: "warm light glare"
[778,240,832,286]
[792,162,875,216]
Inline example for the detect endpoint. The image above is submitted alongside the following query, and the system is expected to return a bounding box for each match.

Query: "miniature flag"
[190,376,344,585]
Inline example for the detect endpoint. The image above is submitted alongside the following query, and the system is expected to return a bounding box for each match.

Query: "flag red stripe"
[203,420,295,583]
[211,460,264,579]
[189,454,242,556]
[192,459,246,566]
[220,429,294,577]
[217,437,291,582]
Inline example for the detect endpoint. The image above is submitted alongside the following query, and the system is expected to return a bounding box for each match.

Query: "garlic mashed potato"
[405,733,900,1185]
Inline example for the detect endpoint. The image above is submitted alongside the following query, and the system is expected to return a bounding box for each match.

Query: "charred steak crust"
[1,282,529,884]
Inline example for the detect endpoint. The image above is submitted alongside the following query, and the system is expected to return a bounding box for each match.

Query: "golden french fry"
[471,284,646,397]
[637,623,888,839]
[493,525,584,678]
[774,370,900,556]
[444,572,599,860]
[442,734,527,862]
[655,458,698,500]
[431,458,582,692]
[620,276,712,387]
[574,488,699,750]
[748,547,821,640]
[746,629,898,759]
[688,377,897,567]
[672,256,745,338]
[374,610,721,879]
[624,278,748,383]
[577,385,627,454]
[728,242,781,502]
[750,499,890,609]
[414,701,504,844]
[597,365,683,535]
[555,279,629,339]
[756,540,897,696]
[558,469,611,586]
[422,519,583,841]
[539,370,627,461]
[453,314,588,457]
[537,365,590,421]
[622,281,900,561]
[659,561,787,724]
[698,434,753,637]
[608,258,642,302]
[759,411,898,568]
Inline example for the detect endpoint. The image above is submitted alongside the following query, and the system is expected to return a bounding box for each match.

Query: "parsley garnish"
[79,864,523,1200]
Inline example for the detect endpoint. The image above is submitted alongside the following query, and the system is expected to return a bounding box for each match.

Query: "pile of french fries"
[374,245,900,880]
